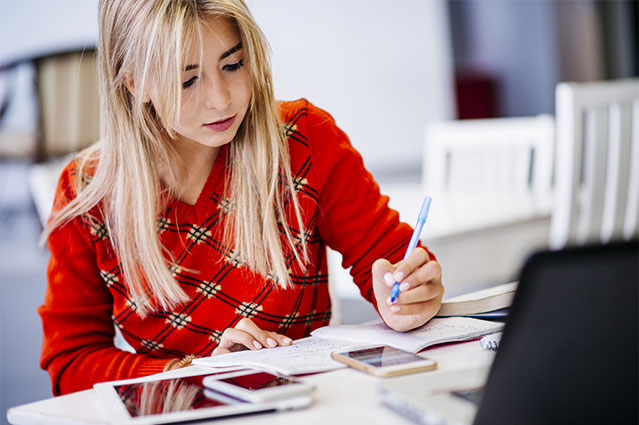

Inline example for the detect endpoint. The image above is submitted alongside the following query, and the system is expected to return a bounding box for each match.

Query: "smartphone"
[202,370,315,403]
[330,345,437,377]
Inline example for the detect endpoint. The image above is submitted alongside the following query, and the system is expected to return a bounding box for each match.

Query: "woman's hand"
[372,247,444,332]
[212,318,293,355]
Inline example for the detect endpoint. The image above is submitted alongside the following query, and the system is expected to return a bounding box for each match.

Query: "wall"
[248,0,455,175]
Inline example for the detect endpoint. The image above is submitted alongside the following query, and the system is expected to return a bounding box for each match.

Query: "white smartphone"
[331,345,437,377]
[202,370,316,402]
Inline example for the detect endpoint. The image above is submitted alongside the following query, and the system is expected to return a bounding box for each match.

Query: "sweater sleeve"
[304,101,435,309]
[38,162,170,396]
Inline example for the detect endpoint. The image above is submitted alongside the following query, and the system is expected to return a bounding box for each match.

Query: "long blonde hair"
[43,0,309,315]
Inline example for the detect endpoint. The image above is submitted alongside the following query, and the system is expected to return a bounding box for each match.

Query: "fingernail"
[390,305,400,313]
[386,297,393,305]
[394,271,404,282]
[282,337,292,344]
[384,272,394,286]
[400,282,410,292]
[267,338,277,347]
[253,340,262,349]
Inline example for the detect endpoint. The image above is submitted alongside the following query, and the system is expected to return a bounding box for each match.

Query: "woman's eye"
[182,76,197,89]
[223,59,244,72]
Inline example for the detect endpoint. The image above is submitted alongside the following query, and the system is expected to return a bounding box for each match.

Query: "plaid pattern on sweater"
[39,99,430,395]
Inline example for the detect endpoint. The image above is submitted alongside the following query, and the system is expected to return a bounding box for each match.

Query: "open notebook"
[194,317,503,375]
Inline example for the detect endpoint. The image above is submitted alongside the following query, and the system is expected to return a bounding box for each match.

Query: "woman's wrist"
[163,354,197,372]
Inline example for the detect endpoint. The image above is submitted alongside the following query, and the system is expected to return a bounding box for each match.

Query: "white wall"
[248,0,455,174]
[0,0,99,63]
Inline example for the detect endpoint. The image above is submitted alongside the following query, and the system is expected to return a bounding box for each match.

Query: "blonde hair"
[138,379,200,415]
[43,0,308,315]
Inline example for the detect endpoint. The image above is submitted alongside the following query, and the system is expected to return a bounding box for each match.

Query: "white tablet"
[94,367,313,425]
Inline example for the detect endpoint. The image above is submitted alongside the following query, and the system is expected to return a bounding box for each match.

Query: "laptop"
[378,240,638,425]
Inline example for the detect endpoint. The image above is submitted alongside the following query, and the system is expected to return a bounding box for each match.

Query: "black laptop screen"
[473,241,638,425]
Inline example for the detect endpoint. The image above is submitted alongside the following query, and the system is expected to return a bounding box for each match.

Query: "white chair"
[329,116,557,306]
[346,115,554,295]
[549,78,639,249]
[422,115,555,235]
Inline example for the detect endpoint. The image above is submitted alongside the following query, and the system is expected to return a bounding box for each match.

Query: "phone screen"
[344,345,427,367]
[217,371,301,391]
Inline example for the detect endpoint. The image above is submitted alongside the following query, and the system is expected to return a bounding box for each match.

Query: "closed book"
[436,282,517,317]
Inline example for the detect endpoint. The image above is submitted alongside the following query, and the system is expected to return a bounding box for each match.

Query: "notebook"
[377,240,639,425]
[194,317,503,375]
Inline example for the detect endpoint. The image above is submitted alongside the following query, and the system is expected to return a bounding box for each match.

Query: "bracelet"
[163,354,197,372]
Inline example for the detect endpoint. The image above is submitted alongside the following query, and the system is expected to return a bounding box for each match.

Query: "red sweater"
[39,99,433,395]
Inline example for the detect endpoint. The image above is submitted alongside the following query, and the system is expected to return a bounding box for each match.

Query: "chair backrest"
[422,115,555,214]
[34,49,99,160]
[549,78,639,249]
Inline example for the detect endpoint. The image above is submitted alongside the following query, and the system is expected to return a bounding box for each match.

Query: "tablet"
[94,367,313,425]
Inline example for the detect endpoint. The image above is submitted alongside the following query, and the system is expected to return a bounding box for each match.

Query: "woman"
[39,0,443,395]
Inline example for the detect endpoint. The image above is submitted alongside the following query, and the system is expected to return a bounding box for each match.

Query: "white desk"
[7,340,495,425]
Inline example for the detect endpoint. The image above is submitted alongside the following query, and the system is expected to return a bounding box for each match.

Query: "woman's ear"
[124,77,151,103]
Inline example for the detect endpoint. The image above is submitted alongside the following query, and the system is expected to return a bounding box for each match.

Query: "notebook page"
[311,317,504,353]
[192,337,365,375]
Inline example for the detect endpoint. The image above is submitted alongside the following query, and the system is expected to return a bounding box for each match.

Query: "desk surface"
[7,340,495,425]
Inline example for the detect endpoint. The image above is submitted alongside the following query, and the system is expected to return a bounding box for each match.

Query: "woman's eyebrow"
[183,42,243,71]
[219,42,243,60]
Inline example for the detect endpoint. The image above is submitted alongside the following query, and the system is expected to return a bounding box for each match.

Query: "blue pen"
[389,196,432,303]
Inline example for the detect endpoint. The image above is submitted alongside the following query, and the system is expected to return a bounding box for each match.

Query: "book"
[435,282,518,317]
[193,317,504,376]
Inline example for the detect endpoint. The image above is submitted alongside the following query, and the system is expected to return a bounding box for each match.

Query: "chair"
[33,49,99,161]
[0,49,100,226]
[422,115,555,233]
[350,115,556,296]
[0,48,99,162]
[549,78,639,249]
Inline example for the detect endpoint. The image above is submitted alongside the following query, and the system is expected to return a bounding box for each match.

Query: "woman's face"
[152,16,252,151]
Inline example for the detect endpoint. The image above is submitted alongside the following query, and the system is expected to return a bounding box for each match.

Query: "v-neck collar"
[168,144,229,220]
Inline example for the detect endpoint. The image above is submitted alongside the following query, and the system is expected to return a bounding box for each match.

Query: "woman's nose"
[202,73,231,111]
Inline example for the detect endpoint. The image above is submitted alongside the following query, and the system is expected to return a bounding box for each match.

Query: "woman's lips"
[204,115,236,132]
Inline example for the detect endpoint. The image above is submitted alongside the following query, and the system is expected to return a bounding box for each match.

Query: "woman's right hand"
[211,318,293,355]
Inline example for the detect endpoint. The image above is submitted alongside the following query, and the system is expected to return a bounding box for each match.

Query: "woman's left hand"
[372,247,444,332]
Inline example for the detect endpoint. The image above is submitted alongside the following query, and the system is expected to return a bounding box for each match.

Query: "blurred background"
[0,0,637,422]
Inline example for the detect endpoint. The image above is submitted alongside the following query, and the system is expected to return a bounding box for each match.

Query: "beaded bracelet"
[163,354,197,372]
